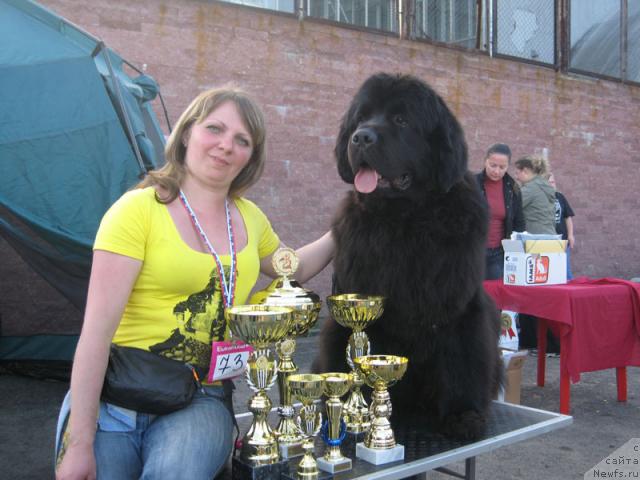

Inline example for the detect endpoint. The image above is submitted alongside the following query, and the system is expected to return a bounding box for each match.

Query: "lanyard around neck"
[178,190,237,308]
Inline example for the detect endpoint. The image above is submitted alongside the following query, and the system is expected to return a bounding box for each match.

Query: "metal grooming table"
[226,401,572,479]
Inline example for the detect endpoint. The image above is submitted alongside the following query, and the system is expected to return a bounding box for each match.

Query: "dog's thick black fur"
[314,73,503,440]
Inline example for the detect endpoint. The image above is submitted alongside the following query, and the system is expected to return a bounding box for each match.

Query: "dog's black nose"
[351,127,377,148]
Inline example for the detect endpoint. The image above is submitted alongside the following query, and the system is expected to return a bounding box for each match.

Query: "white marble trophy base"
[356,443,405,465]
[316,455,352,473]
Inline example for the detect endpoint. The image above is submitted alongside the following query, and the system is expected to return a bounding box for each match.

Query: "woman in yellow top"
[55,87,334,480]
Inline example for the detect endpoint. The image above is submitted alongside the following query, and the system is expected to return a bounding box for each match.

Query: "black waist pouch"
[101,345,197,415]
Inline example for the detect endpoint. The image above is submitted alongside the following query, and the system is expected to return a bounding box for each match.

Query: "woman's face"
[515,166,534,184]
[548,174,556,188]
[484,153,509,182]
[183,101,254,190]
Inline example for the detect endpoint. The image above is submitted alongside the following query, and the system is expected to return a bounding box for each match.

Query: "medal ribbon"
[179,190,237,308]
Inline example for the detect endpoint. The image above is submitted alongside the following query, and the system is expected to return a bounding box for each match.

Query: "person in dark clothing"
[475,143,526,280]
[548,173,575,280]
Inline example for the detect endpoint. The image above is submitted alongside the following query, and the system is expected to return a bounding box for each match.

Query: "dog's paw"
[440,410,487,441]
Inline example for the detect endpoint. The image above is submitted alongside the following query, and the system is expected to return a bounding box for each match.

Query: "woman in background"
[513,155,555,234]
[514,155,558,353]
[475,143,525,280]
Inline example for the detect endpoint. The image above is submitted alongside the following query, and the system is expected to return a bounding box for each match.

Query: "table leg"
[559,334,570,414]
[537,318,547,387]
[433,457,476,479]
[465,457,476,480]
[616,367,627,402]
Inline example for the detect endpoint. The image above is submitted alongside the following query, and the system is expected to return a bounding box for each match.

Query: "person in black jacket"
[475,143,526,280]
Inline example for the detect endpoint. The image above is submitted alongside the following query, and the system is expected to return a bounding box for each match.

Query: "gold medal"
[280,338,296,356]
[256,355,269,370]
[272,246,299,277]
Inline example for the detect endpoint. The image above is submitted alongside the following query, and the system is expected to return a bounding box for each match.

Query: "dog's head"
[335,73,468,197]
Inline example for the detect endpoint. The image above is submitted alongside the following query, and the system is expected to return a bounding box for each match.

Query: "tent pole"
[95,41,147,176]
[121,58,172,133]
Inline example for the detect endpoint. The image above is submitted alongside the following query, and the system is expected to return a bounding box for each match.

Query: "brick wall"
[20,0,640,315]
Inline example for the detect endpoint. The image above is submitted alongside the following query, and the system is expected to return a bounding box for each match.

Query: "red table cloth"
[484,277,640,383]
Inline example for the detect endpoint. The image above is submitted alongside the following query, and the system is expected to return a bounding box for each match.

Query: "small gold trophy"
[225,305,294,478]
[317,372,353,474]
[251,247,322,459]
[326,294,385,434]
[353,355,408,465]
[287,374,325,480]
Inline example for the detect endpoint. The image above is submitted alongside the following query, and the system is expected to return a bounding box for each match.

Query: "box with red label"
[501,239,567,286]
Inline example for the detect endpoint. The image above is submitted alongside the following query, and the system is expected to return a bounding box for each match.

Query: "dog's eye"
[393,114,408,127]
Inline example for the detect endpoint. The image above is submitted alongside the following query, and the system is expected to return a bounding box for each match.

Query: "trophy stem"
[297,438,319,479]
[241,348,280,464]
[344,331,371,433]
[296,404,322,479]
[322,397,349,464]
[365,385,396,450]
[241,391,279,464]
[275,337,305,456]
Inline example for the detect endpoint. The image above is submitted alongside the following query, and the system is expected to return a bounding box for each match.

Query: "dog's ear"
[426,96,468,193]
[334,105,356,184]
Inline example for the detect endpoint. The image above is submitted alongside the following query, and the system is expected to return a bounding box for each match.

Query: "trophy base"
[355,443,405,465]
[279,441,304,459]
[281,469,334,480]
[317,455,353,473]
[231,456,290,480]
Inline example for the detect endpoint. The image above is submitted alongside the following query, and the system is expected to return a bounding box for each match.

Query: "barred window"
[494,0,555,64]
[414,0,477,48]
[569,0,621,78]
[307,0,398,32]
[224,0,294,13]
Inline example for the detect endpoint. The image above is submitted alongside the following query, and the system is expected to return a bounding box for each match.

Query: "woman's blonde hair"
[514,155,550,176]
[138,86,266,202]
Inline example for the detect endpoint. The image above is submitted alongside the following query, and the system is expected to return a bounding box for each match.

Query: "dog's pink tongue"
[354,167,378,193]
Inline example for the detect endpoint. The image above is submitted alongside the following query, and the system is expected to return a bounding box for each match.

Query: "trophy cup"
[353,355,408,465]
[284,373,326,480]
[317,372,353,474]
[326,294,385,435]
[251,247,322,459]
[225,305,294,479]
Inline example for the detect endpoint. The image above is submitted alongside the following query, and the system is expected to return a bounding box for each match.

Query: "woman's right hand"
[55,442,96,480]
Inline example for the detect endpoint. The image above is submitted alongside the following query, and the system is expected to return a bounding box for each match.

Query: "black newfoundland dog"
[314,73,502,440]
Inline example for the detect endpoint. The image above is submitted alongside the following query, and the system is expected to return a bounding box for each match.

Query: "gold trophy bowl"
[354,355,408,390]
[326,294,385,332]
[224,305,294,468]
[353,355,408,463]
[226,305,294,349]
[288,374,325,479]
[288,373,325,404]
[317,373,353,474]
[322,372,352,398]
[326,294,385,434]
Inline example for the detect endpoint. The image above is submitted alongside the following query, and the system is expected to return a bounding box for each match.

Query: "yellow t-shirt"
[94,187,280,370]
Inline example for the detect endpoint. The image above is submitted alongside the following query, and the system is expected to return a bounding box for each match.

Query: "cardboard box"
[502,239,567,286]
[497,349,527,404]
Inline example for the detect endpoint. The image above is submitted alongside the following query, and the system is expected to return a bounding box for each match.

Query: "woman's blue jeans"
[57,386,234,480]
[485,247,504,281]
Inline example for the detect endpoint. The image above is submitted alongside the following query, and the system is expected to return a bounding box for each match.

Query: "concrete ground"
[1,333,638,480]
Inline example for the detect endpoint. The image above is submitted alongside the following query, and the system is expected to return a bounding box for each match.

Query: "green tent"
[0,0,167,367]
